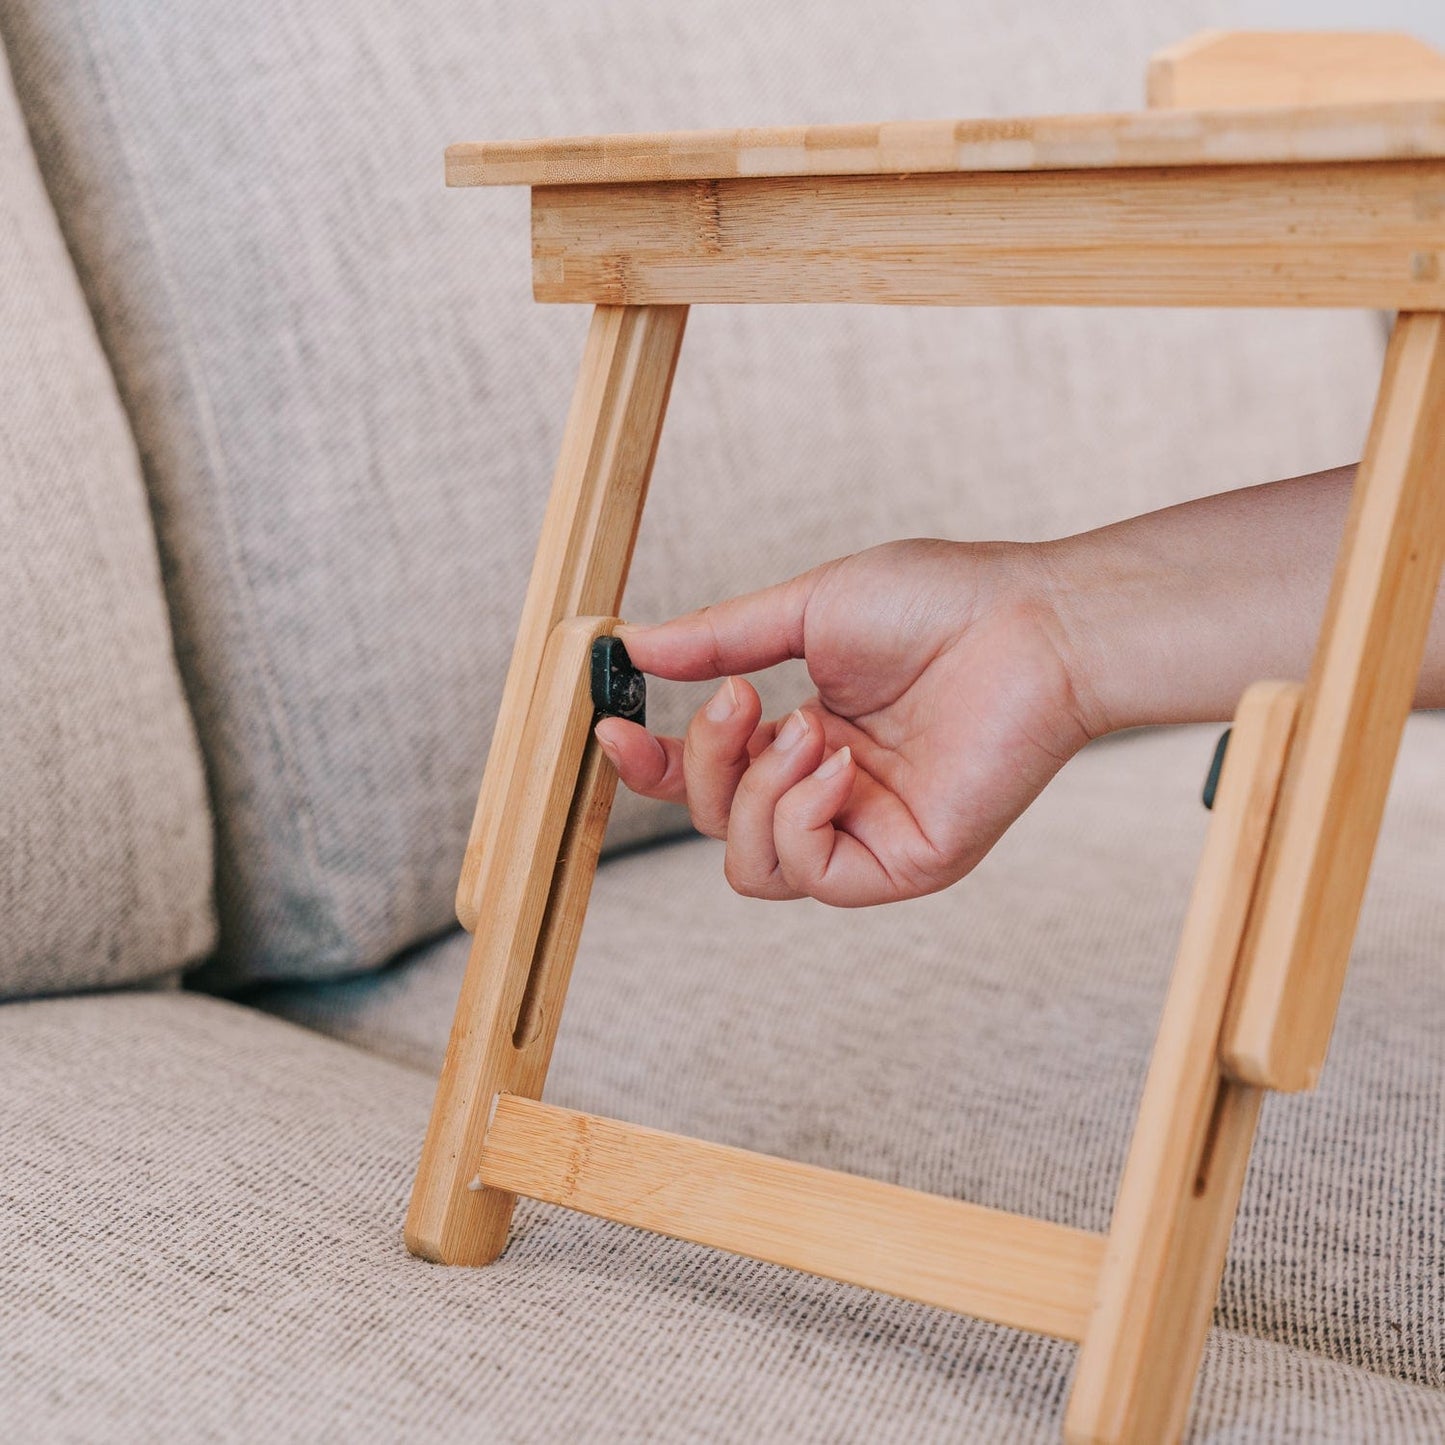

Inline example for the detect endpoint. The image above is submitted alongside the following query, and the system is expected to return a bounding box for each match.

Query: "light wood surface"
[417,29,1444,1442]
[456,305,686,931]
[448,97,1445,189]
[1222,312,1445,1092]
[477,1094,1107,1341]
[408,616,625,1264]
[1147,31,1445,109]
[1067,682,1301,1445]
[529,161,1445,309]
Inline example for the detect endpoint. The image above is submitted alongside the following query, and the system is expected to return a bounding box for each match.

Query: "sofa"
[3,1,1442,1439]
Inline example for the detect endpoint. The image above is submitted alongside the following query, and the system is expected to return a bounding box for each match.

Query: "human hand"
[595,538,1092,906]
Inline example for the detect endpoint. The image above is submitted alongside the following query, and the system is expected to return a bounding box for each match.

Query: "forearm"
[1041,465,1445,737]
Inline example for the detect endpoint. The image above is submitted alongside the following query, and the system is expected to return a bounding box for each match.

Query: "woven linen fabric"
[2,990,1442,1443]
[0,0,1384,988]
[260,717,1445,1402]
[0,42,213,997]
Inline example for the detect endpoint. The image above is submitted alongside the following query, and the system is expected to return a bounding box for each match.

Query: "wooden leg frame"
[407,39,1445,1442]
[408,304,687,1263]
[406,299,1445,1440]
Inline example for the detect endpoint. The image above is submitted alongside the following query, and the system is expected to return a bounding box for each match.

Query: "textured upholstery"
[4,987,1443,1442]
[0,41,213,998]
[260,718,1445,1404]
[1,3,1438,1434]
[0,0,1385,987]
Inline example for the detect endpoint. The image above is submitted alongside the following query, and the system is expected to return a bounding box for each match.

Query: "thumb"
[618,567,822,681]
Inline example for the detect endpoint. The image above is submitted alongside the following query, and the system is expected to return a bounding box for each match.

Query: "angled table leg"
[1066,683,1300,1445]
[1223,311,1445,1090]
[408,614,628,1263]
[408,302,686,1266]
[1065,37,1445,1445]
[1072,311,1445,1444]
[455,304,687,932]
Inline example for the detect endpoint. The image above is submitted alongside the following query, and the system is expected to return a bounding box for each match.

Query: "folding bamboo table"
[407,32,1445,1443]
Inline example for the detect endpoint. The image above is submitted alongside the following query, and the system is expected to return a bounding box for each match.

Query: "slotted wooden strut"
[409,29,1445,1444]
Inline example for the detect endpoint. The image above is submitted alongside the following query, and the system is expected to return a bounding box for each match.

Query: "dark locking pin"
[1201,727,1231,811]
[590,635,646,726]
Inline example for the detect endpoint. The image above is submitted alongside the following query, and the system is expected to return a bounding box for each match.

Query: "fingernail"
[774,709,809,751]
[705,677,739,722]
[814,745,852,780]
[594,728,620,759]
[615,622,649,638]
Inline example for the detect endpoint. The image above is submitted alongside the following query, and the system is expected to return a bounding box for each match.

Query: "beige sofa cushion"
[0,42,213,997]
[0,0,1383,986]
[260,719,1445,1401]
[4,989,1443,1441]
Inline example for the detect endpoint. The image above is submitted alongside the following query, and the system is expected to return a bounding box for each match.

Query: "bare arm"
[598,464,1445,907]
[1044,464,1445,734]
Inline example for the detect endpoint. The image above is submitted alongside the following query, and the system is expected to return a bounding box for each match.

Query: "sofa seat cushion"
[0,0,1383,987]
[258,718,1445,1407]
[0,39,213,998]
[4,990,1443,1443]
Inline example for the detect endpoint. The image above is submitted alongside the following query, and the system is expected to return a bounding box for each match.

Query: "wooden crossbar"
[476,1094,1107,1341]
[529,162,1445,309]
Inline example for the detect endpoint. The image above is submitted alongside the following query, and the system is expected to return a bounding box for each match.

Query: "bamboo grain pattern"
[456,306,685,931]
[408,617,626,1264]
[1067,683,1301,1445]
[528,161,1445,309]
[448,99,1445,189]
[1223,313,1445,1090]
[478,1094,1106,1342]
[412,27,1445,1443]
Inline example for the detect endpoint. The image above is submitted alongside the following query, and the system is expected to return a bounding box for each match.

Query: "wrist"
[1034,514,1244,740]
[1027,468,1363,744]
[1031,532,1133,743]
[967,537,1109,758]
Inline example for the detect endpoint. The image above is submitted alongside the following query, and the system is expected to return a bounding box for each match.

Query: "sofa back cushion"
[0,42,214,997]
[0,0,1384,987]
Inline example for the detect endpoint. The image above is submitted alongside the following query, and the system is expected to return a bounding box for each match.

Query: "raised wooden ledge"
[448,98,1445,189]
[476,1094,1107,1342]
[1148,31,1445,109]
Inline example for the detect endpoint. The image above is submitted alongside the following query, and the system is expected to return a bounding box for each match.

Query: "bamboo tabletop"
[448,98,1445,189]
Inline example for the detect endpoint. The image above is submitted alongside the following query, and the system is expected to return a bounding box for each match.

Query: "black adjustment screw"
[1202,727,1231,811]
[591,635,646,726]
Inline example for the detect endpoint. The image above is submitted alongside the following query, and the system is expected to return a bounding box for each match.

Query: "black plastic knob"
[1202,727,1231,811]
[590,635,646,726]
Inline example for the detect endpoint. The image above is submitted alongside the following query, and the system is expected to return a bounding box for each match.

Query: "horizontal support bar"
[531,160,1445,307]
[477,1095,1106,1341]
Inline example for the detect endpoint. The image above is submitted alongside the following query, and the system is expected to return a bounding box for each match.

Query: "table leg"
[1066,684,1298,1444]
[456,304,687,931]
[408,304,686,1265]
[1223,311,1445,1091]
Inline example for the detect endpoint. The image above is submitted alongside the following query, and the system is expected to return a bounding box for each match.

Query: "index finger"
[617,566,824,681]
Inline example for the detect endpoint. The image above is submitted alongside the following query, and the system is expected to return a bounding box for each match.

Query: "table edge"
[445,98,1445,188]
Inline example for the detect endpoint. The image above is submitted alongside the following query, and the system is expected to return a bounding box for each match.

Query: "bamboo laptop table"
[408,32,1445,1443]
